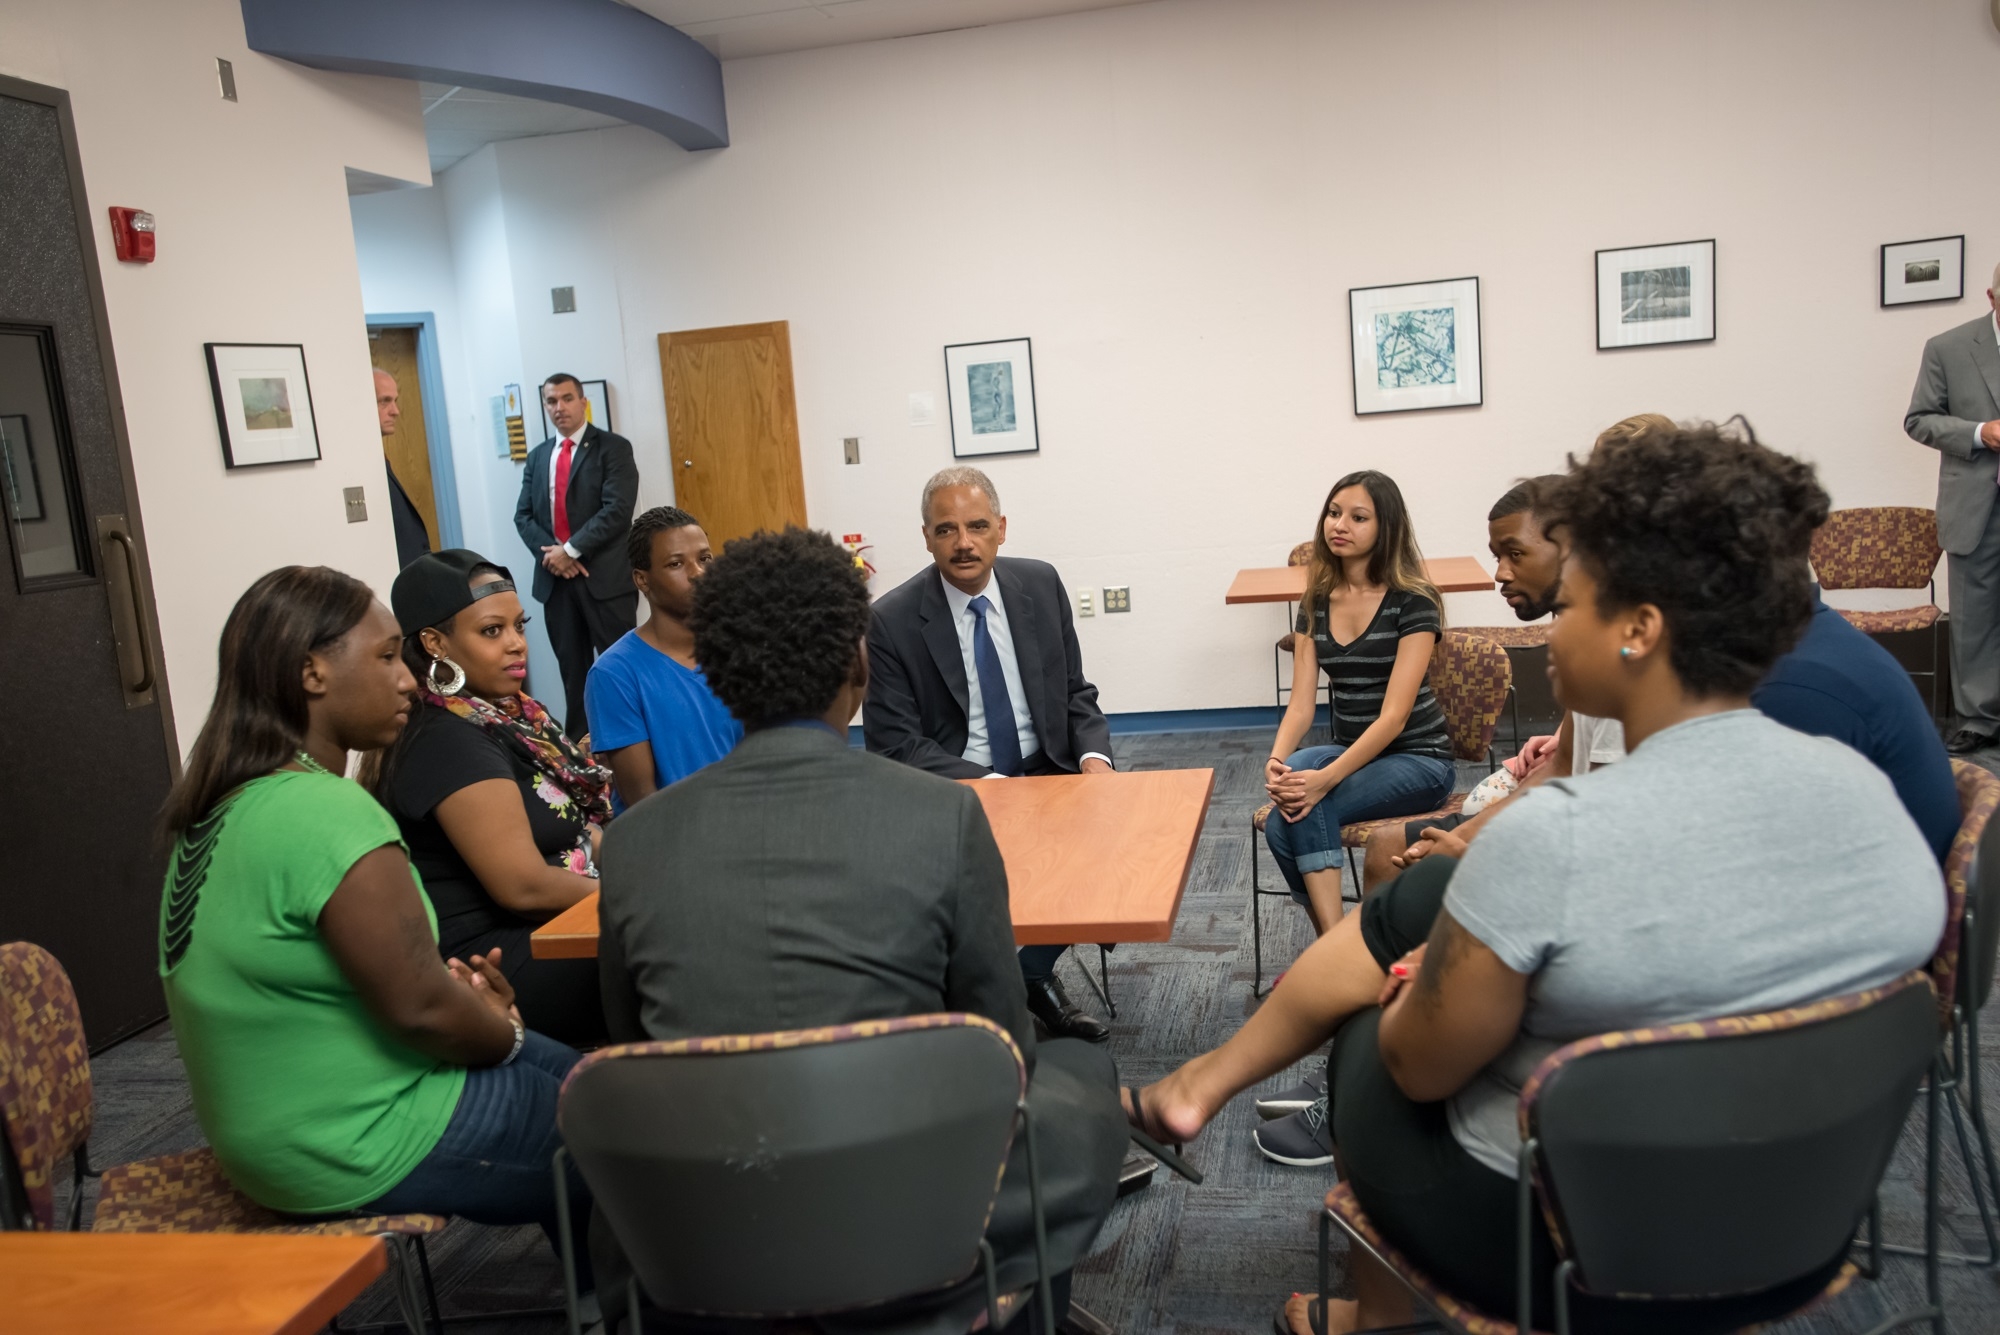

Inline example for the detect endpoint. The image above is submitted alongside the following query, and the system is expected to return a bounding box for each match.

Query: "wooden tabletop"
[1224,555,1493,604]
[533,767,1216,958]
[2,1232,386,1335]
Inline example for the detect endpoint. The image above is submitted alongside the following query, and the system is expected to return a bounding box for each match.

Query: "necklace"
[294,749,334,776]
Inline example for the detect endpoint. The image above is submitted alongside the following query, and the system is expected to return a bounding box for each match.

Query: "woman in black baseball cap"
[362,549,612,1046]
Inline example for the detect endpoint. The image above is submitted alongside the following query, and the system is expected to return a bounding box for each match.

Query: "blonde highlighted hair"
[1303,470,1441,632]
[1594,413,1677,451]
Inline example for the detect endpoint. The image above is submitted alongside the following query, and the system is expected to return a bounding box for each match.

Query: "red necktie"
[552,438,575,543]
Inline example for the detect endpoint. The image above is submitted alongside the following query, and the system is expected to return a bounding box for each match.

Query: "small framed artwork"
[538,378,613,441]
[944,338,1039,458]
[1349,276,1483,415]
[203,343,321,467]
[1882,235,1965,307]
[0,415,42,521]
[1595,240,1716,350]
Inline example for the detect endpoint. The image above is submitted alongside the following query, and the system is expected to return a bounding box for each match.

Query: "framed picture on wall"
[203,343,321,467]
[1595,240,1716,350]
[537,378,613,441]
[1882,235,1965,307]
[944,338,1039,457]
[0,415,43,521]
[1348,277,1483,415]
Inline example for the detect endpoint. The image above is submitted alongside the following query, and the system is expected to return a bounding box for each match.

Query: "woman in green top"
[157,565,591,1283]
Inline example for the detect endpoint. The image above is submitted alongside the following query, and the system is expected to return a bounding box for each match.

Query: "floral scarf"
[421,687,614,875]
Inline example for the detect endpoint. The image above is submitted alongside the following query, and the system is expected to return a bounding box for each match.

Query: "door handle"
[100,521,155,697]
[682,459,692,468]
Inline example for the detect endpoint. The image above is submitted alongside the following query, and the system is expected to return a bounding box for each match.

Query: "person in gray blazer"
[514,374,639,739]
[1905,267,2000,754]
[865,466,1115,1043]
[595,527,1127,1332]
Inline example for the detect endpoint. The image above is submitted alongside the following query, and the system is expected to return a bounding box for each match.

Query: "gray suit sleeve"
[1905,336,1984,460]
[945,789,1036,1071]
[595,893,648,1044]
[864,606,990,779]
[568,435,640,560]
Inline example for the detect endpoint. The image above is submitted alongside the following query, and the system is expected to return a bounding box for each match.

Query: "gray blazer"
[1904,312,2000,555]
[595,725,1126,1315]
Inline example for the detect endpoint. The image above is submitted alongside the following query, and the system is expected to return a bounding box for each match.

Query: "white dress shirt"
[548,426,586,559]
[939,571,1110,773]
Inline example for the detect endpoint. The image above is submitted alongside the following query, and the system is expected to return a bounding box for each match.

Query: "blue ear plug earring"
[1619,647,1633,660]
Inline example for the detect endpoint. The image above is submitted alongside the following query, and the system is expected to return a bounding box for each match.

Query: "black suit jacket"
[596,725,1125,1305]
[865,557,1113,779]
[512,424,638,603]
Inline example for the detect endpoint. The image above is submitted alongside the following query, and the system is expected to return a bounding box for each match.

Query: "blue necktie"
[969,595,1024,777]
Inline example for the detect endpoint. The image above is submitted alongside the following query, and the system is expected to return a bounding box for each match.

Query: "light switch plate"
[1103,586,1130,613]
[343,486,368,523]
[217,57,237,101]
[1079,591,1094,617]
[843,436,860,464]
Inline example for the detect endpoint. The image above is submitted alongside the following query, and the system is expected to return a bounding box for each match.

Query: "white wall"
[359,0,2000,715]
[1,0,430,749]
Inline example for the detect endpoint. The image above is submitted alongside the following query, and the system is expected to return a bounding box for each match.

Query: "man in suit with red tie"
[514,373,639,738]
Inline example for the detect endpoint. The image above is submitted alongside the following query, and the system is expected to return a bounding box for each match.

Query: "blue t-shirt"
[1752,594,1959,861]
[584,630,742,812]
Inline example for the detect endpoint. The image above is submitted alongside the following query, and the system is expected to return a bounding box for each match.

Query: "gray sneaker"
[1254,1070,1326,1120]
[1254,1093,1333,1167]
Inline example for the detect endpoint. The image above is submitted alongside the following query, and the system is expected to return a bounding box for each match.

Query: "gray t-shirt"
[1442,708,1945,1177]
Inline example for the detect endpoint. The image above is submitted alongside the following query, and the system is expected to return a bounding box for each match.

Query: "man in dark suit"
[514,373,638,738]
[597,528,1126,1330]
[865,466,1114,1043]
[1906,265,2000,755]
[373,368,431,569]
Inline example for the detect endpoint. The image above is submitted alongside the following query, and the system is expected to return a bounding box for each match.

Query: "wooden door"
[658,321,806,547]
[367,325,438,547]
[0,78,178,1047]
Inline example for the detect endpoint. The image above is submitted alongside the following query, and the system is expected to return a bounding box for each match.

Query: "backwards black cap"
[391,548,516,636]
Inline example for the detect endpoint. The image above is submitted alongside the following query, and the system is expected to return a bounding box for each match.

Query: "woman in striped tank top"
[1265,470,1455,932]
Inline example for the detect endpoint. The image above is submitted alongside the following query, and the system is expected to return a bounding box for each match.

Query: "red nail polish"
[1390,962,1410,978]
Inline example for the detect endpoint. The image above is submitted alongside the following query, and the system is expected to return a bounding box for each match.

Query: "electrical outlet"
[1079,591,1094,617]
[1103,586,1130,613]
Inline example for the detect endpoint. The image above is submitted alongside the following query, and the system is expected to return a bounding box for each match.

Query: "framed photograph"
[538,378,613,441]
[1596,240,1715,350]
[203,343,320,467]
[1348,277,1482,415]
[1882,235,1965,307]
[944,338,1039,458]
[0,415,42,521]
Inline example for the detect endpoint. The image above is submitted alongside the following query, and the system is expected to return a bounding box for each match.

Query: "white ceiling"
[622,0,1155,62]
[352,2,1150,187]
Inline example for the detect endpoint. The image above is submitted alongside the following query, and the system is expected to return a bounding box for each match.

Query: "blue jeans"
[1264,744,1455,905]
[366,1031,594,1288]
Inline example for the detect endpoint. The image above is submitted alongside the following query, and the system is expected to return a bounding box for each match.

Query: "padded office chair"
[1810,507,1946,718]
[554,1014,1055,1335]
[1455,622,1550,750]
[0,940,553,1335]
[1320,970,1945,1335]
[1881,760,2000,1268]
[1247,632,1510,995]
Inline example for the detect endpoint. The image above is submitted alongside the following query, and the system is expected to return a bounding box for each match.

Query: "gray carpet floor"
[62,728,2000,1333]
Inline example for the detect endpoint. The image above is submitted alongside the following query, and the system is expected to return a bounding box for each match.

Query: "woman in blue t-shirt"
[586,507,744,813]
[1265,470,1456,933]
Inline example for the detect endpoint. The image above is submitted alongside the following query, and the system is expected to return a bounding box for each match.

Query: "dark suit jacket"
[385,461,430,569]
[865,558,1113,779]
[512,423,639,602]
[595,725,1125,1316]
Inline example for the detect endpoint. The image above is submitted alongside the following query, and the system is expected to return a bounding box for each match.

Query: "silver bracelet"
[500,1015,525,1066]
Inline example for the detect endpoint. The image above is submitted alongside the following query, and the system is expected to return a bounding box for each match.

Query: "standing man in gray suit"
[1906,265,2000,755]
[514,373,639,739]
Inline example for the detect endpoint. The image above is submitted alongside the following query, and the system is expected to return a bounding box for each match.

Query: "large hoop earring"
[427,655,466,696]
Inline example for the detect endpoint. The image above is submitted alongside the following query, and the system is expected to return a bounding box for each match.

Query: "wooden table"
[2,1232,387,1335]
[1224,555,1493,604]
[532,767,1215,958]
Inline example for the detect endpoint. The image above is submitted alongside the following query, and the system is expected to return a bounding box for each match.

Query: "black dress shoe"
[1025,976,1111,1043]
[1946,727,1997,756]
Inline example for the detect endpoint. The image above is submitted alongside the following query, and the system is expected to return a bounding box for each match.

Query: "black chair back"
[557,1015,1026,1317]
[1525,972,1936,1300]
[1969,812,2000,1014]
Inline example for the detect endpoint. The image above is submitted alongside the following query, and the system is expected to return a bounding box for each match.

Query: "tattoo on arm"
[1409,912,1470,1016]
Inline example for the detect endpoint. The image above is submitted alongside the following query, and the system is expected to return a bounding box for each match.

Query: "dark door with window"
[0,78,178,1047]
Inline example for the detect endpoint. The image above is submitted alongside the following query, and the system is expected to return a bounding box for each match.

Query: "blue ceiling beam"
[241,0,727,152]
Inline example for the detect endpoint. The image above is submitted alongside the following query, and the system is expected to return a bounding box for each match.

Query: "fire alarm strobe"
[109,207,155,263]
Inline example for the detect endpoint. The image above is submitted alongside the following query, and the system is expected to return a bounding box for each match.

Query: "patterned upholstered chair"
[554,1014,1053,1335]
[1247,632,1511,994]
[1453,623,1551,749]
[1811,507,1946,717]
[0,941,447,1330]
[1319,971,1943,1335]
